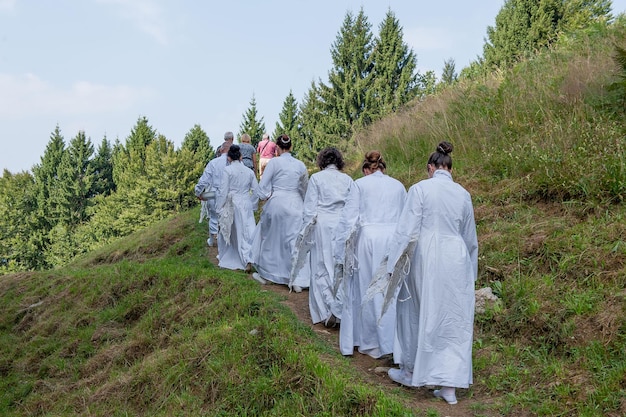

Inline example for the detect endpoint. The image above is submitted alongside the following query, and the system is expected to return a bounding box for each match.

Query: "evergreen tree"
[371,10,419,117]
[483,0,612,70]
[296,81,324,162]
[420,70,438,96]
[51,130,94,228]
[87,134,199,241]
[29,125,66,268]
[440,58,458,85]
[560,0,612,33]
[238,95,266,147]
[41,130,94,266]
[272,90,300,142]
[320,8,375,140]
[32,125,65,229]
[0,170,41,272]
[113,116,157,190]
[181,124,214,165]
[91,136,115,197]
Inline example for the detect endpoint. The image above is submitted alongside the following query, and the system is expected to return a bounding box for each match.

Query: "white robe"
[386,169,478,389]
[194,154,229,235]
[249,152,309,286]
[295,165,354,324]
[215,160,259,270]
[334,171,406,357]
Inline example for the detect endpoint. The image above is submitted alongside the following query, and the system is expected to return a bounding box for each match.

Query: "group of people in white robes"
[195,137,478,406]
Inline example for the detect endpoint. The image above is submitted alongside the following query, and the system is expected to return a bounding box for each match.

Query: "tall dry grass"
[355,20,626,204]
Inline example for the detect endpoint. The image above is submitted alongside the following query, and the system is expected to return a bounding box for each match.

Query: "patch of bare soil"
[206,245,497,416]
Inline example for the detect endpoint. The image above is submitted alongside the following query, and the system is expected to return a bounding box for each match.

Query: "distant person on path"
[333,150,406,357]
[215,131,235,157]
[238,133,258,173]
[249,134,309,289]
[381,141,478,405]
[195,141,232,247]
[256,133,276,178]
[215,144,259,271]
[292,147,353,327]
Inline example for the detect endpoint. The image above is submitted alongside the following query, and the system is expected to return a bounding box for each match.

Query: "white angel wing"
[364,240,416,320]
[290,216,316,285]
[218,194,235,245]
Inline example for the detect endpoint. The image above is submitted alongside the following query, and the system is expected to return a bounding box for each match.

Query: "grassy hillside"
[0,210,420,416]
[350,18,626,417]
[2,18,626,417]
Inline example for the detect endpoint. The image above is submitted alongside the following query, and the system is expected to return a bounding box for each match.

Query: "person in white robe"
[215,145,259,271]
[333,150,406,357]
[194,141,231,247]
[249,134,309,288]
[382,141,478,406]
[292,147,353,326]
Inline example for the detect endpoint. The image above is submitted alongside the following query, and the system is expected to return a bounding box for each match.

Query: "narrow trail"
[206,245,497,417]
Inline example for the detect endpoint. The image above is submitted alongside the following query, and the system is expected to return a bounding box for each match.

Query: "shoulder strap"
[259,140,269,155]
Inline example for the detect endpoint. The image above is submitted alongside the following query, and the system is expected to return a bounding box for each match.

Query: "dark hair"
[276,134,292,150]
[362,150,386,173]
[228,144,241,161]
[316,147,345,170]
[427,141,453,170]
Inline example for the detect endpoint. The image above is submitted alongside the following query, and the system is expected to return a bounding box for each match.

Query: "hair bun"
[366,150,381,163]
[436,141,453,155]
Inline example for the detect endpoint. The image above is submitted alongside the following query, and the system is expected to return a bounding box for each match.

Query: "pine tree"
[483,0,612,70]
[560,0,612,33]
[0,170,41,272]
[52,130,95,225]
[272,90,300,142]
[181,124,214,165]
[29,125,66,268]
[43,131,94,266]
[371,9,419,117]
[320,8,375,139]
[32,125,65,229]
[113,116,157,190]
[238,95,266,147]
[440,58,458,85]
[296,81,324,162]
[91,136,115,197]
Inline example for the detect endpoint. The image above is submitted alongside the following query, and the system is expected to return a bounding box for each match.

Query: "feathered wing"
[290,216,316,285]
[333,224,358,298]
[364,240,417,319]
[199,199,210,223]
[218,194,235,245]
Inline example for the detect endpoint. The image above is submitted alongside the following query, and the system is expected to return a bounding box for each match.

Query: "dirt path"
[207,245,493,416]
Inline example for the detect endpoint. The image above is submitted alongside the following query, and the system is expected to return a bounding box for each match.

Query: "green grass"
[0,210,425,416]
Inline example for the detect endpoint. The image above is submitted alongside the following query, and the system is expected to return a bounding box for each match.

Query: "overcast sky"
[2,0,626,173]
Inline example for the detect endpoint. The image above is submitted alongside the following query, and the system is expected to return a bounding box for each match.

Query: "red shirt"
[257,139,276,159]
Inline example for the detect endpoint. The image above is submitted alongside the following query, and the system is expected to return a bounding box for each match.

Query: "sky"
[2,0,626,174]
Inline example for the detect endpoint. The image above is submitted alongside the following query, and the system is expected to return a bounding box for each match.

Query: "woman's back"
[411,170,474,238]
[258,153,307,197]
[355,171,406,225]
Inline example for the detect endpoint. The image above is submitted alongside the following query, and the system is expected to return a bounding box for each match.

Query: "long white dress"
[194,153,229,236]
[294,165,354,324]
[385,169,478,388]
[249,152,309,286]
[215,160,259,270]
[334,170,406,357]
